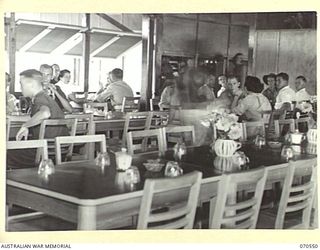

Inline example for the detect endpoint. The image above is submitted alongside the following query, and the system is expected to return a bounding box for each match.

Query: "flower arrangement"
[201,107,242,140]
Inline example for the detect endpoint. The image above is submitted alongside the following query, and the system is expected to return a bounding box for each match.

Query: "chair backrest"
[149,98,162,111]
[55,134,107,165]
[294,117,312,132]
[274,119,295,138]
[126,128,165,155]
[83,102,108,113]
[149,111,169,129]
[7,139,48,163]
[168,105,182,125]
[6,115,30,141]
[137,171,203,229]
[36,118,77,163]
[65,113,95,135]
[210,168,267,229]
[275,158,317,229]
[121,96,140,112]
[162,125,196,150]
[241,121,266,141]
[122,112,152,146]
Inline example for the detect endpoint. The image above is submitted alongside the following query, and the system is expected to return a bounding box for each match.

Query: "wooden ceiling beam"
[95,13,133,33]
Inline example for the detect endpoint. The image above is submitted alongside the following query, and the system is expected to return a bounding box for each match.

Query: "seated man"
[40,64,72,113]
[274,72,296,111]
[7,69,69,168]
[295,75,311,103]
[94,68,133,110]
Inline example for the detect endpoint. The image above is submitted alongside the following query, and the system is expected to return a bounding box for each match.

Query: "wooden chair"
[162,125,196,150]
[6,115,30,141]
[121,96,140,112]
[126,128,165,155]
[294,116,312,132]
[168,105,182,125]
[149,111,169,129]
[149,98,162,111]
[241,121,266,141]
[122,112,152,147]
[7,139,48,164]
[137,171,202,229]
[65,113,95,135]
[274,158,317,229]
[274,119,295,137]
[83,102,109,114]
[36,118,77,163]
[210,168,267,229]
[55,134,107,165]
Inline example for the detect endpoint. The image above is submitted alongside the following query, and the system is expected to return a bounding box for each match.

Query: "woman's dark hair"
[262,73,276,85]
[244,76,264,93]
[58,69,71,80]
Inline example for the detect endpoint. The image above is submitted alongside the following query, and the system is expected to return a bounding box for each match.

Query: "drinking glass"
[38,159,55,178]
[281,145,294,161]
[95,152,111,169]
[164,161,183,177]
[125,166,140,184]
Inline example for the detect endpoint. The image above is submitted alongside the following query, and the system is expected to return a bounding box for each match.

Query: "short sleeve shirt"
[30,90,69,139]
[275,86,296,110]
[95,81,134,106]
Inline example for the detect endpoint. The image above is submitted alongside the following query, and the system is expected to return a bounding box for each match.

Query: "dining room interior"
[4,12,318,231]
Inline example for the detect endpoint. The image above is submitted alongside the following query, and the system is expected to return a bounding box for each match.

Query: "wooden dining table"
[6,144,317,230]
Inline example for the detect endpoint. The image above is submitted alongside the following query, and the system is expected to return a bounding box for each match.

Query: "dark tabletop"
[6,144,316,200]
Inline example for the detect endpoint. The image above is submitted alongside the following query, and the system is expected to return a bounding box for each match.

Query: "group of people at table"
[5,60,315,169]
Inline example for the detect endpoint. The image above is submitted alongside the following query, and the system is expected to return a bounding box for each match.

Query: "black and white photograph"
[4,11,318,232]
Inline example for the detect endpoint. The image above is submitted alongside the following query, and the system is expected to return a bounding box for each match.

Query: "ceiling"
[12,20,142,58]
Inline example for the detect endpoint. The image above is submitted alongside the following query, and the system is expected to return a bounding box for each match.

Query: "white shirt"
[56,80,73,97]
[233,93,272,121]
[296,88,311,103]
[217,87,226,97]
[274,85,296,110]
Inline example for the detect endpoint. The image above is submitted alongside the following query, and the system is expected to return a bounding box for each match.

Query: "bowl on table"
[143,159,165,172]
[267,141,282,149]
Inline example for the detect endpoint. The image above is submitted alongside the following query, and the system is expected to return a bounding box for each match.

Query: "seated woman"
[232,76,272,138]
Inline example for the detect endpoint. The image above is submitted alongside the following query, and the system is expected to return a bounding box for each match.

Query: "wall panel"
[254,30,279,81]
[197,21,229,56]
[254,29,316,94]
[278,30,316,94]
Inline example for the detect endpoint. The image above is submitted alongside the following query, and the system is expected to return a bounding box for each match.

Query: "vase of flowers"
[201,108,242,157]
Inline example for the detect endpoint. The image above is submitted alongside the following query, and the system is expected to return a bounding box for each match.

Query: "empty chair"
[36,118,77,163]
[83,102,108,113]
[137,171,202,229]
[274,158,317,229]
[65,113,95,135]
[149,111,169,129]
[122,112,152,147]
[55,134,107,165]
[294,116,312,133]
[162,125,195,150]
[121,96,140,112]
[275,118,295,137]
[241,121,266,141]
[126,128,165,155]
[210,168,267,229]
[7,139,48,165]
